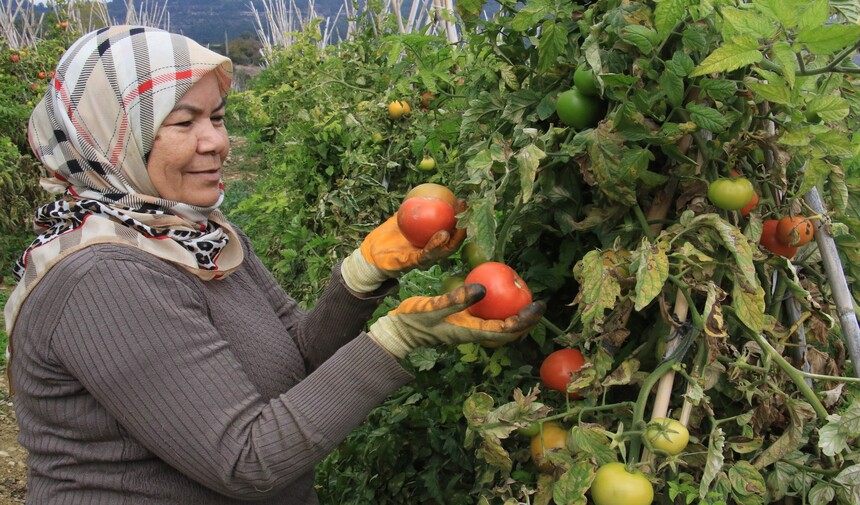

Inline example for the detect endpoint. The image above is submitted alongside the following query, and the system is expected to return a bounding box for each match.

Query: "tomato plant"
[644,417,689,456]
[396,197,457,248]
[540,348,586,399]
[590,462,654,505]
[573,65,600,97]
[776,215,814,247]
[707,177,755,211]
[529,422,568,472]
[555,88,602,129]
[760,219,798,259]
[464,261,532,320]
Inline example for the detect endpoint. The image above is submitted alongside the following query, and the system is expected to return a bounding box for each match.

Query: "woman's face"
[147,72,229,207]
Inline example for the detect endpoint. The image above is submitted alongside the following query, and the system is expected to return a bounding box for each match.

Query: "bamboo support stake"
[651,294,690,421]
[804,187,860,376]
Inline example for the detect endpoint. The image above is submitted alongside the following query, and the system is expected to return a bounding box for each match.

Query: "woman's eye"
[211,116,225,124]
[172,120,193,127]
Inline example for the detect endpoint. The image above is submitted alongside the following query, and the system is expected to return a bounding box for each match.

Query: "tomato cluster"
[555,65,604,129]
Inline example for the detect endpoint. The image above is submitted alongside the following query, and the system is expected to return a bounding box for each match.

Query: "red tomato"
[540,349,586,399]
[776,216,814,247]
[396,197,457,248]
[464,261,532,320]
[740,191,759,217]
[760,219,798,259]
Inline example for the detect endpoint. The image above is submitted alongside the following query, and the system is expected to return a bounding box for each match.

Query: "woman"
[5,25,544,504]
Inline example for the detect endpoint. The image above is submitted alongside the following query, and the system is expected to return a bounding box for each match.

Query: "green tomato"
[516,420,542,438]
[555,88,602,130]
[462,242,490,268]
[418,156,436,171]
[441,274,465,293]
[707,177,755,211]
[591,462,654,505]
[574,66,600,96]
[644,417,690,455]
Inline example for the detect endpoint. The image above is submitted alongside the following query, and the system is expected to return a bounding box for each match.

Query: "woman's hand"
[341,200,467,293]
[368,283,546,358]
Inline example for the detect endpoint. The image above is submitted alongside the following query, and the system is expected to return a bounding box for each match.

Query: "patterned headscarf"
[4,25,245,385]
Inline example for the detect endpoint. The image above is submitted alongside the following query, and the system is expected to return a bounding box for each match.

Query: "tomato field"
[4,0,860,504]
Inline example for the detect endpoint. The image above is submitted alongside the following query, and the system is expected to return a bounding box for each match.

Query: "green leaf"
[807,482,836,505]
[720,7,779,39]
[807,95,850,122]
[455,0,485,19]
[682,26,708,52]
[465,197,498,262]
[660,71,685,106]
[819,400,860,456]
[771,41,797,88]
[796,0,831,31]
[690,35,762,77]
[553,460,594,505]
[634,238,670,311]
[538,20,568,73]
[569,426,616,466]
[510,0,551,32]
[755,0,801,29]
[796,24,860,55]
[796,158,832,198]
[699,78,738,100]
[665,51,696,76]
[700,427,726,499]
[573,250,623,334]
[654,0,686,39]
[516,144,546,204]
[408,347,441,371]
[745,77,792,105]
[686,104,728,132]
[729,461,767,498]
[621,25,660,54]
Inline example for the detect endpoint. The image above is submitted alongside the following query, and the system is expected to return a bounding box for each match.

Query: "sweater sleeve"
[237,231,399,371]
[48,251,413,499]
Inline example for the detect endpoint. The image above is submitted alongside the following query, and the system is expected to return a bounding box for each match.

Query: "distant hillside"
[33,0,347,45]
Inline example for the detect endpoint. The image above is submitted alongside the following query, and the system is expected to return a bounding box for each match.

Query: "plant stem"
[541,316,565,337]
[743,327,828,420]
[633,204,657,242]
[627,355,686,465]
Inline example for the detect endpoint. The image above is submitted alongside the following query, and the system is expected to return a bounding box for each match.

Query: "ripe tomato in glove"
[464,261,532,320]
[396,197,457,248]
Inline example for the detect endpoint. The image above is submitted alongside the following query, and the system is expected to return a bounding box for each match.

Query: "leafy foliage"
[231,0,860,503]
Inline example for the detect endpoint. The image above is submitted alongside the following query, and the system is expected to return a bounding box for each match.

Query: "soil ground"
[0,136,256,504]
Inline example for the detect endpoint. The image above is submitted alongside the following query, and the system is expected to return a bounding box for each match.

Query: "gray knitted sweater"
[11,234,412,504]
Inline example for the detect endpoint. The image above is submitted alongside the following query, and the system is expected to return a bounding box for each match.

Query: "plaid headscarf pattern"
[4,26,244,385]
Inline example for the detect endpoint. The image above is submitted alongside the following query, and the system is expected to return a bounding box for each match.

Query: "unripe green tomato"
[441,274,465,293]
[462,242,490,268]
[418,156,436,171]
[573,66,600,96]
[644,417,690,455]
[707,177,755,211]
[555,88,602,130]
[591,462,654,505]
[516,421,542,438]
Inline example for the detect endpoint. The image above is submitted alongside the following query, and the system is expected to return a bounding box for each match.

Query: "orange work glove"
[368,283,546,358]
[341,200,467,293]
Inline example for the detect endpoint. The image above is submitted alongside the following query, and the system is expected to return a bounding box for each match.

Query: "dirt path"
[0,373,26,505]
[0,135,256,504]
